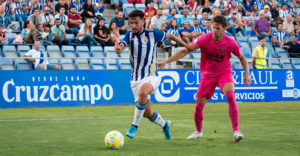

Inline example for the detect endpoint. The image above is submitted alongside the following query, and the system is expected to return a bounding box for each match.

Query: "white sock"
[149,111,166,128]
[132,102,147,126]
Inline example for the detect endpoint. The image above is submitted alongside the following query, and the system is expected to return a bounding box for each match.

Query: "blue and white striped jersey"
[12,1,26,15]
[167,27,180,36]
[120,29,166,81]
[272,31,288,43]
[202,27,212,34]
[188,26,203,33]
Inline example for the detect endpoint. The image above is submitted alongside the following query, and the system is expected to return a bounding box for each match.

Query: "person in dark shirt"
[281,34,300,58]
[81,0,95,22]
[93,18,114,49]
[270,3,280,26]
[55,0,68,15]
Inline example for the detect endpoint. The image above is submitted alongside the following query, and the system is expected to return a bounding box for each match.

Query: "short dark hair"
[212,15,227,28]
[129,10,144,19]
[23,20,30,28]
[277,23,283,27]
[0,25,3,28]
[55,18,60,21]
[60,6,65,10]
[258,36,265,41]
[33,8,39,12]
[70,5,76,10]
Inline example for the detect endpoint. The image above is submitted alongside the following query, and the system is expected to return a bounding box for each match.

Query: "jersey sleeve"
[153,29,166,43]
[190,35,204,48]
[120,31,130,47]
[232,40,242,57]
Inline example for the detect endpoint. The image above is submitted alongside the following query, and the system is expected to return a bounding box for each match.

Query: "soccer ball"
[104,130,124,150]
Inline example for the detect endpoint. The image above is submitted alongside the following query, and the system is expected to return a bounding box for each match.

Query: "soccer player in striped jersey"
[115,10,191,140]
[158,15,252,142]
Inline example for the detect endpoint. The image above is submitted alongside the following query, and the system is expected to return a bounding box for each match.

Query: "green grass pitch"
[0,101,300,156]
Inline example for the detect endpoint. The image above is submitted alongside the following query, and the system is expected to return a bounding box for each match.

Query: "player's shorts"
[196,71,234,100]
[36,64,56,70]
[131,76,161,102]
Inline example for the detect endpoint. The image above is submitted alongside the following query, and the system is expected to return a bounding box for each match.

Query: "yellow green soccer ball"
[104,130,124,150]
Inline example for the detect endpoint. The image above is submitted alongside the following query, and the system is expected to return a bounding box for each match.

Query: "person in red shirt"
[67,6,82,37]
[144,2,156,28]
[0,25,8,44]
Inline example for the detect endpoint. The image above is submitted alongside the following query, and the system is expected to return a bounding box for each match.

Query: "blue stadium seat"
[15,59,31,70]
[241,47,251,58]
[123,4,135,18]
[278,52,289,58]
[107,64,119,70]
[90,58,105,70]
[250,41,259,51]
[66,34,75,44]
[248,37,258,42]
[90,46,105,58]
[0,59,14,70]
[191,53,201,59]
[280,59,293,69]
[135,4,146,10]
[275,47,286,53]
[47,45,62,58]
[120,64,131,70]
[60,58,75,70]
[5,33,16,44]
[76,46,90,57]
[270,59,281,69]
[75,59,90,70]
[105,46,119,58]
[105,58,118,65]
[120,50,129,58]
[291,59,300,69]
[61,46,76,58]
[193,61,200,69]
[239,41,250,48]
[267,47,277,58]
[3,45,17,57]
[17,45,31,57]
[236,35,247,42]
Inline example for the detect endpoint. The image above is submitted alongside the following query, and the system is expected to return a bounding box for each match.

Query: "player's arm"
[165,33,193,51]
[157,44,198,69]
[238,54,251,86]
[114,42,125,54]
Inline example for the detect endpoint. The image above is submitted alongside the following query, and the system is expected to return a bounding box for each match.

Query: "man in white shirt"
[150,8,166,30]
[279,3,290,21]
[40,6,54,29]
[259,5,272,21]
[23,41,61,70]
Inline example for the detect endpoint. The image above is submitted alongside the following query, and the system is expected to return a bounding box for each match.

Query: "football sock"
[149,110,166,128]
[132,102,147,126]
[194,102,205,132]
[225,90,239,132]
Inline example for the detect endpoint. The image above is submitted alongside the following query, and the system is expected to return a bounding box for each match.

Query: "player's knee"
[138,90,148,100]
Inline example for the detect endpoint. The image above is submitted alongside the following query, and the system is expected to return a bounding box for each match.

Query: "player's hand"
[114,43,121,54]
[157,61,167,70]
[243,75,251,87]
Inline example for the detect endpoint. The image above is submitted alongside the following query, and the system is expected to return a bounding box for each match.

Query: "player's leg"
[188,77,217,139]
[126,82,153,138]
[221,82,243,142]
[143,98,172,140]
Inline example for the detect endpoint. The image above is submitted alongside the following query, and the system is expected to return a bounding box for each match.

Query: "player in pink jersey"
[158,15,252,142]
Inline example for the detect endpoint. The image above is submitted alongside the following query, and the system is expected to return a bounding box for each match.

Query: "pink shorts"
[196,72,234,99]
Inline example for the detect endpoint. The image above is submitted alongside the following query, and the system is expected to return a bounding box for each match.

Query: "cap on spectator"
[264,5,270,9]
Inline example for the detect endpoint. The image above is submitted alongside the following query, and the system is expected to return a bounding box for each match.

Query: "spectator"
[174,0,186,10]
[13,32,23,44]
[55,7,69,30]
[270,3,280,26]
[281,34,300,58]
[37,24,52,44]
[294,15,300,35]
[230,0,243,12]
[213,0,228,15]
[0,25,8,43]
[40,6,54,29]
[111,0,126,13]
[94,0,105,14]
[272,23,288,47]
[253,0,264,12]
[253,12,271,37]
[67,5,81,36]
[3,0,14,19]
[23,41,61,70]
[76,18,97,45]
[144,2,156,28]
[260,5,272,21]
[283,14,295,35]
[55,0,69,15]
[51,18,68,46]
[252,37,268,69]
[179,8,190,28]
[110,11,127,35]
[46,0,55,15]
[188,19,204,39]
[199,0,212,15]
[0,6,11,32]
[21,20,30,38]
[249,10,257,26]
[109,21,119,44]
[24,21,40,44]
[81,0,95,22]
[179,21,193,43]
[28,8,41,26]
[241,0,251,16]
[227,11,246,37]
[167,0,180,13]
[93,18,113,48]
[279,3,290,21]
[12,0,28,24]
[166,8,176,20]
[28,0,43,15]
[162,0,172,10]
[70,0,83,14]
[150,8,165,30]
[202,19,212,33]
[187,0,198,11]
[199,12,208,27]
[164,19,180,46]
[287,0,297,16]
